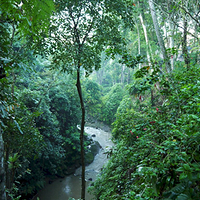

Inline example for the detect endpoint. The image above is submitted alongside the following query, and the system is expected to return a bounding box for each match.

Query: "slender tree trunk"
[151,89,155,106]
[139,14,151,65]
[138,1,153,63]
[0,128,6,200]
[169,20,175,70]
[76,66,86,200]
[135,19,141,69]
[182,17,190,69]
[148,0,171,73]
[167,0,175,70]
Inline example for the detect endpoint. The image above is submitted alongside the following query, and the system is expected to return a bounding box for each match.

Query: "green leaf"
[179,173,187,180]
[176,194,190,200]
[183,164,191,171]
[14,120,23,134]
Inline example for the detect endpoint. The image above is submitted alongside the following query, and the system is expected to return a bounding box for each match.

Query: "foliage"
[0,0,54,38]
[0,0,54,81]
[1,57,87,199]
[90,64,200,199]
[47,0,133,74]
[0,2,54,198]
[1,0,199,199]
[100,84,125,125]
[83,79,102,119]
[46,2,135,198]
[15,69,84,196]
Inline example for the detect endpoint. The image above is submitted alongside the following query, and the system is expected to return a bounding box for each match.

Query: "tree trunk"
[139,13,151,64]
[135,18,141,69]
[169,20,175,70]
[148,0,171,73]
[167,0,175,70]
[76,66,86,200]
[182,17,190,69]
[0,128,6,200]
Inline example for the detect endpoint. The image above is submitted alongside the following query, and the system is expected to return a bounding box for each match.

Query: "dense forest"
[0,0,199,200]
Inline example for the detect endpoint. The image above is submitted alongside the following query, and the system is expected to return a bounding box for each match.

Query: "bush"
[90,64,200,199]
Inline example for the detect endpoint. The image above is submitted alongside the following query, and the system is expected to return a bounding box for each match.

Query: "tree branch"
[82,19,94,45]
[179,5,200,25]
[171,18,199,41]
[68,8,80,45]
[152,0,199,41]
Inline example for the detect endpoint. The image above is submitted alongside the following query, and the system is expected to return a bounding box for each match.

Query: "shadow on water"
[33,127,113,200]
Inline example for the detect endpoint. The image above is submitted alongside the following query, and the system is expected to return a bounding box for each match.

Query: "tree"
[47,1,133,198]
[151,0,200,69]
[137,1,153,65]
[0,1,54,199]
[148,0,172,73]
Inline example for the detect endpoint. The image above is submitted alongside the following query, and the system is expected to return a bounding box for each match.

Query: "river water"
[33,127,113,200]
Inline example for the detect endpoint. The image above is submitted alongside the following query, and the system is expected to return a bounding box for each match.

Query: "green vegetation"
[0,0,199,200]
[101,84,125,125]
[90,63,200,199]
[2,63,84,198]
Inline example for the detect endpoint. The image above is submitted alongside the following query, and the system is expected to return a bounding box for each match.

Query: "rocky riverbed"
[33,126,113,200]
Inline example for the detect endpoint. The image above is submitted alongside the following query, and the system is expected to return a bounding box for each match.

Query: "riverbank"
[33,127,113,200]
[31,126,103,200]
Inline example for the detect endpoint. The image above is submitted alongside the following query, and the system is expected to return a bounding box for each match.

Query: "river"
[33,126,113,200]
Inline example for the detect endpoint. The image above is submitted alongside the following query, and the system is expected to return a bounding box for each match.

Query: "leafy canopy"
[47,0,134,74]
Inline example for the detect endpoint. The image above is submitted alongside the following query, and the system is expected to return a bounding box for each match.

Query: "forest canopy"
[0,0,199,200]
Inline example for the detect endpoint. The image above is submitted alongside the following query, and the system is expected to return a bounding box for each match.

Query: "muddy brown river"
[33,127,113,200]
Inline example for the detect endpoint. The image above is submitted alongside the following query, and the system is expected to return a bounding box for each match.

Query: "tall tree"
[182,15,190,69]
[148,0,171,73]
[152,0,200,67]
[139,13,151,64]
[48,1,133,198]
[166,0,175,70]
[137,1,153,65]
